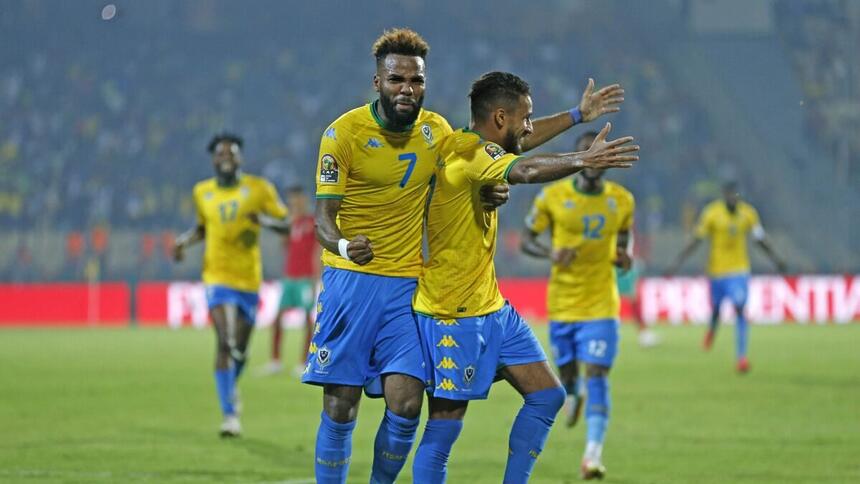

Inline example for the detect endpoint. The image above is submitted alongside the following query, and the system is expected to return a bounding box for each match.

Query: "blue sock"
[371,409,419,484]
[413,419,463,484]
[736,310,748,359]
[504,386,565,483]
[214,368,235,416]
[585,376,610,445]
[315,412,356,484]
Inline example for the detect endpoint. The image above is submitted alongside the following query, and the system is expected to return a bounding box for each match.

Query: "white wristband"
[338,238,352,261]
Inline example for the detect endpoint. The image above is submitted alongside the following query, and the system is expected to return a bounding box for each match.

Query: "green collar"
[369,101,414,132]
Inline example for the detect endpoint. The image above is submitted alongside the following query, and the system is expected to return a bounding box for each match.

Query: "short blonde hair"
[371,28,429,64]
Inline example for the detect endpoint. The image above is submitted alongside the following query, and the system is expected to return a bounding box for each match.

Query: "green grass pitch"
[1,323,859,483]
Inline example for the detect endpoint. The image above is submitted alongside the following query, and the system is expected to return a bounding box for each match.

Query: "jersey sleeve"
[315,121,352,199]
[525,189,551,233]
[693,206,712,239]
[260,180,289,219]
[619,192,635,231]
[464,142,522,184]
[747,205,765,240]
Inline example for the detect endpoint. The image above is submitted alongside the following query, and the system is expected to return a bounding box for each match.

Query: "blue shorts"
[417,302,547,401]
[710,274,749,308]
[301,267,425,389]
[206,285,259,323]
[549,319,620,368]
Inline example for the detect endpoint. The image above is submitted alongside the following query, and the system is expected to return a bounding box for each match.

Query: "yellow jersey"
[413,129,522,318]
[526,179,635,322]
[694,200,762,277]
[315,102,453,278]
[193,175,288,292]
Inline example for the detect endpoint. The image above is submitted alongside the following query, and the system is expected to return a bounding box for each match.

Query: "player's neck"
[216,171,241,187]
[574,176,603,194]
[372,100,413,132]
[467,123,503,147]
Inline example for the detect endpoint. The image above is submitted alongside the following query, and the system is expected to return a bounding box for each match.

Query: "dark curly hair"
[468,71,531,122]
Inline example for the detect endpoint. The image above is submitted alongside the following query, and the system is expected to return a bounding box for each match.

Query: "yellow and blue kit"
[303,102,453,387]
[413,129,546,400]
[192,174,288,321]
[526,178,634,367]
[695,200,763,308]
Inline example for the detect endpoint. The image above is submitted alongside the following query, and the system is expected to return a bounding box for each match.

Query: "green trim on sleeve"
[503,156,523,183]
[315,194,345,200]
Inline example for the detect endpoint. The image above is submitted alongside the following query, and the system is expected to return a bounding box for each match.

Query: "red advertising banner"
[1,276,857,326]
[0,283,130,326]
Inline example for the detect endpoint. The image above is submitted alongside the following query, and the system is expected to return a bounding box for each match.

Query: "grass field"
[1,323,859,483]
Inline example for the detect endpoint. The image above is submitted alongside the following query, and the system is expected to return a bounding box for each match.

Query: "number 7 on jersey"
[398,152,417,188]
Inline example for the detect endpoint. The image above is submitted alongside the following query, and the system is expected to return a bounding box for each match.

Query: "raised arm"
[520,79,624,152]
[315,198,373,266]
[507,122,638,185]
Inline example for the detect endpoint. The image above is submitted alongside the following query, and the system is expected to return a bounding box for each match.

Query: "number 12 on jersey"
[582,214,606,239]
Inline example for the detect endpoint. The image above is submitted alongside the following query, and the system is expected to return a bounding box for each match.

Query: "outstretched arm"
[666,237,702,276]
[520,79,624,152]
[521,228,551,259]
[173,225,205,262]
[250,213,291,235]
[315,198,373,266]
[755,237,787,273]
[507,122,638,185]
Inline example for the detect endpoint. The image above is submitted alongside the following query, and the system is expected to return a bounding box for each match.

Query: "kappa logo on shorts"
[316,346,332,367]
[319,154,339,184]
[308,342,318,355]
[436,319,459,326]
[464,365,476,383]
[436,378,458,391]
[436,335,459,348]
[484,143,505,161]
[436,357,459,370]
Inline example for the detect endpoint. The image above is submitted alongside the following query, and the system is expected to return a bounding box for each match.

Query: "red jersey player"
[263,186,320,376]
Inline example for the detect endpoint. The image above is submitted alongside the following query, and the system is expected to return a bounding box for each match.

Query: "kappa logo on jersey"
[464,365,476,383]
[564,199,575,209]
[484,143,505,161]
[421,124,434,145]
[365,137,384,149]
[319,154,339,184]
[436,378,458,391]
[606,197,617,212]
[436,318,459,326]
[436,335,459,348]
[436,357,459,370]
[324,127,337,140]
[316,346,332,367]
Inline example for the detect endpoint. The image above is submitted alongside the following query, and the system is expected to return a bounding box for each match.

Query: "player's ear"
[493,108,506,130]
[373,74,380,93]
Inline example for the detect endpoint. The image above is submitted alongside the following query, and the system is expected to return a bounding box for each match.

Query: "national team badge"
[316,346,332,367]
[484,143,505,161]
[240,187,250,198]
[606,197,617,212]
[319,154,339,184]
[421,124,434,145]
[564,199,575,209]
[464,365,476,383]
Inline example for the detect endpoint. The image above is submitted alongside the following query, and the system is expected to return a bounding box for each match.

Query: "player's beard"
[379,94,424,129]
[215,162,240,186]
[501,128,523,155]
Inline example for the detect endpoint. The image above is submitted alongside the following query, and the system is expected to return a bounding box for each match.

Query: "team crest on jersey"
[606,197,617,212]
[484,143,505,161]
[324,127,337,140]
[421,124,434,145]
[316,346,332,367]
[319,154,339,184]
[463,365,476,383]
